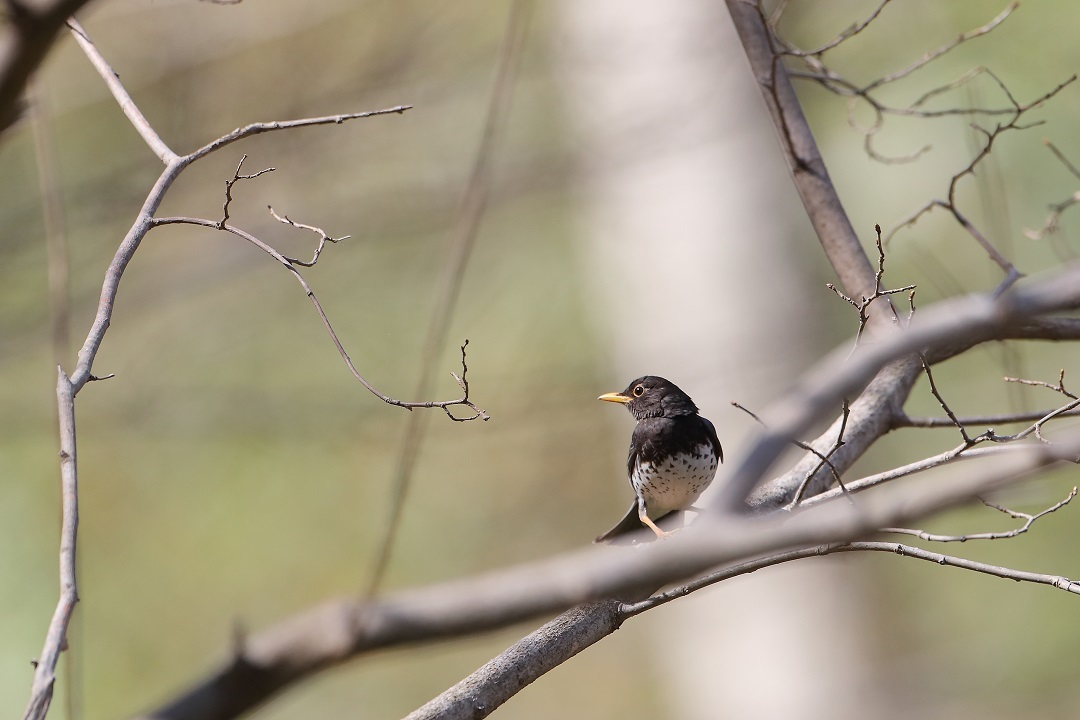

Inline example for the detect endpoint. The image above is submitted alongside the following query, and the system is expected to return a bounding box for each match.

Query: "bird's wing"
[702,416,723,463]
[626,427,642,479]
[595,498,643,542]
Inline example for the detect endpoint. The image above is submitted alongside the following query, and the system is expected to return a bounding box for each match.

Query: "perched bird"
[596,376,722,542]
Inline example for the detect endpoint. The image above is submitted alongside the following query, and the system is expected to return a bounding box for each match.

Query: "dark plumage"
[596,376,723,542]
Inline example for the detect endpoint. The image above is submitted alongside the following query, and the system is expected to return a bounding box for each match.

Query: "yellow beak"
[598,392,631,404]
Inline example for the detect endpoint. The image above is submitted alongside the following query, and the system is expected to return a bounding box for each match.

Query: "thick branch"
[719,263,1080,511]
[724,0,885,322]
[140,265,1080,720]
[140,433,1080,720]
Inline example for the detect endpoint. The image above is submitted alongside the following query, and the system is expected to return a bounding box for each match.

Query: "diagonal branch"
[725,0,885,322]
[139,264,1080,720]
[66,19,176,162]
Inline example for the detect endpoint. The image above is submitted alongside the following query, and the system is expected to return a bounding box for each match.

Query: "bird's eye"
[633,385,645,397]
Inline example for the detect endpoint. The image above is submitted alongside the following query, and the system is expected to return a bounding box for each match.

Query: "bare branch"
[186,106,411,164]
[63,19,412,395]
[779,2,1027,167]
[918,355,973,444]
[731,400,846,497]
[267,206,348,267]
[152,215,489,419]
[827,224,915,351]
[886,73,1076,286]
[721,262,1080,511]
[141,428,1080,720]
[66,19,177,163]
[788,398,850,509]
[865,2,1018,92]
[883,486,1077,542]
[802,445,1024,510]
[23,368,78,720]
[219,155,275,229]
[725,0,888,324]
[25,19,417,720]
[621,537,1078,619]
[899,408,1080,428]
[783,0,893,57]
[806,395,1080,511]
[142,258,1080,719]
[1004,369,1077,399]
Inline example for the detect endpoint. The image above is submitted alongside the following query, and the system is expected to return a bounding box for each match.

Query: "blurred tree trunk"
[555,2,881,717]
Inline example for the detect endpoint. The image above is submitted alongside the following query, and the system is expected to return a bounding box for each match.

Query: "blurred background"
[2,1,1080,718]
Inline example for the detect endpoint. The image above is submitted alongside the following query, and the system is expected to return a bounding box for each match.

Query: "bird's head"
[598,375,699,420]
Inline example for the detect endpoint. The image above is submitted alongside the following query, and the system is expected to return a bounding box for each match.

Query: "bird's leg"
[639,504,673,540]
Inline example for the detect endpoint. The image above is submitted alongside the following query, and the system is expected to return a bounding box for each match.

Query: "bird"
[596,376,723,542]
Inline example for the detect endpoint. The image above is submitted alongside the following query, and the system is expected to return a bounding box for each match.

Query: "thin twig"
[778,3,1027,163]
[731,401,847,502]
[153,216,489,418]
[919,354,972,444]
[898,407,1080,428]
[808,392,1080,510]
[882,486,1077,542]
[25,20,416,719]
[788,398,851,509]
[887,73,1076,284]
[868,3,1017,91]
[1004,369,1077,400]
[619,537,1078,617]
[267,206,349,267]
[219,155,275,229]
[784,0,893,57]
[802,445,1017,510]
[827,224,914,352]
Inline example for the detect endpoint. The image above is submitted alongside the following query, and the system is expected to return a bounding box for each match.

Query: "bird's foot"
[642,516,678,540]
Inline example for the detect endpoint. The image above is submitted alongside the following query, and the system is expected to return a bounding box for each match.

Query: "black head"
[598,375,699,420]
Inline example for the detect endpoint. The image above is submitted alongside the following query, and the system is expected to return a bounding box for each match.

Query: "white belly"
[631,443,718,517]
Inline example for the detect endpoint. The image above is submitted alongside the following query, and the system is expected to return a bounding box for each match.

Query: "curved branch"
[152,217,487,418]
[27,19,418,720]
[139,432,1080,720]
[622,538,1079,618]
[139,265,1080,720]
